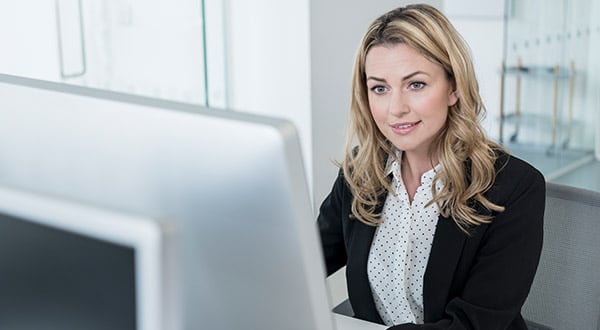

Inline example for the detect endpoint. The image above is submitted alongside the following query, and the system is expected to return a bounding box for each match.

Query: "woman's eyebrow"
[401,70,427,81]
[366,76,387,83]
[366,70,429,83]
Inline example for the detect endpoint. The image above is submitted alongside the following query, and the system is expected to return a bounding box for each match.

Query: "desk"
[333,313,388,330]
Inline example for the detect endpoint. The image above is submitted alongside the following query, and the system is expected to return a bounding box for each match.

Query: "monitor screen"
[0,186,177,330]
[0,212,136,329]
[0,73,334,330]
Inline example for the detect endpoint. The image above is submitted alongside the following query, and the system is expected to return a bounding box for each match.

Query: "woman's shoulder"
[494,150,543,180]
[490,150,546,201]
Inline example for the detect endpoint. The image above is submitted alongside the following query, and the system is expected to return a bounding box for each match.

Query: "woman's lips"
[390,121,421,135]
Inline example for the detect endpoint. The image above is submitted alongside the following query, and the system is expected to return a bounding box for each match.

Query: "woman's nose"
[389,91,409,116]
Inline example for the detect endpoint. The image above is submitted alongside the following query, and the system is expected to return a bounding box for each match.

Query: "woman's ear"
[448,90,459,106]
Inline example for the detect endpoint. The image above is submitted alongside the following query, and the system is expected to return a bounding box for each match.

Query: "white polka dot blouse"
[367,152,442,326]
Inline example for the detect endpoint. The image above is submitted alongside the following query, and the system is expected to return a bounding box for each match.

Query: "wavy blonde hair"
[343,4,505,232]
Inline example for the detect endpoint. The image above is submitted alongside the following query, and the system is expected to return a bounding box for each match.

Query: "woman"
[317,4,545,329]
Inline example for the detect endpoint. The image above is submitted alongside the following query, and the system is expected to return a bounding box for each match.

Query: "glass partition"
[0,0,227,107]
[500,0,599,177]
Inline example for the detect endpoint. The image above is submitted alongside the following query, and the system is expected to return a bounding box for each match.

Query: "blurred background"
[1,0,599,212]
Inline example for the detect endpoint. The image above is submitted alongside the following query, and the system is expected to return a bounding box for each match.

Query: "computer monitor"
[0,186,179,330]
[0,73,334,330]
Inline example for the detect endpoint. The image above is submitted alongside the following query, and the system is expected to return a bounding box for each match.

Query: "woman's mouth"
[390,121,421,134]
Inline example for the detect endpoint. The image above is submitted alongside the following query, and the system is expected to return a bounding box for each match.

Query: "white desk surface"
[333,313,388,330]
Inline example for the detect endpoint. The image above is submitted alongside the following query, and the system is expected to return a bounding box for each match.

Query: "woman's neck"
[401,152,437,203]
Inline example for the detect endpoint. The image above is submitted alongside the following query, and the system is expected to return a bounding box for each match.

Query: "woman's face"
[365,43,457,158]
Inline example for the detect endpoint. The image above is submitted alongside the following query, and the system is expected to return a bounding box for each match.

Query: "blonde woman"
[317,4,545,329]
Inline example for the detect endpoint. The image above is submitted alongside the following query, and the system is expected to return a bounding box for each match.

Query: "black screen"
[0,212,137,330]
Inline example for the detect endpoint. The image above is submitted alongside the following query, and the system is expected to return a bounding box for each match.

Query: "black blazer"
[317,152,545,329]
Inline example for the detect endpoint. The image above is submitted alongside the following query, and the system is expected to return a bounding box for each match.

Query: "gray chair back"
[523,182,600,330]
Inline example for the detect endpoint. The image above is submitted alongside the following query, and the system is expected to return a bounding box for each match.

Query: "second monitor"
[0,73,334,330]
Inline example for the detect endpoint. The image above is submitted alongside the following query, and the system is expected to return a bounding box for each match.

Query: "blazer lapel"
[422,214,467,322]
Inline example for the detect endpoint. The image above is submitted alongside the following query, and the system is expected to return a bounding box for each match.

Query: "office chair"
[522,182,600,330]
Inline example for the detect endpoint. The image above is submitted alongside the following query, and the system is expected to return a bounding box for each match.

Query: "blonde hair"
[343,4,505,232]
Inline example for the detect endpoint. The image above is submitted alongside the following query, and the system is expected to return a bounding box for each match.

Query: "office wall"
[224,0,314,196]
[309,1,393,212]
[444,2,505,141]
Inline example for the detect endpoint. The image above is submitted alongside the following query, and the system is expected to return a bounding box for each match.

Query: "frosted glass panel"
[0,2,59,80]
[501,0,599,174]
[0,0,228,106]
[76,0,207,103]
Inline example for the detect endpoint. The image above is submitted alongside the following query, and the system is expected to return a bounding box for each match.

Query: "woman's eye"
[409,81,426,90]
[371,86,388,94]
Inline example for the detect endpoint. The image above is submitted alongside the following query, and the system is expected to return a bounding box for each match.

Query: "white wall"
[225,0,314,196]
[444,1,505,140]
[309,1,396,212]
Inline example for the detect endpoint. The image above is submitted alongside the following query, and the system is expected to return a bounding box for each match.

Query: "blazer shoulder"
[490,151,546,204]
[495,150,542,179]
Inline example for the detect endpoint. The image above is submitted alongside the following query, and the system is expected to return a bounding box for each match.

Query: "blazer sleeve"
[317,170,349,276]
[389,160,546,329]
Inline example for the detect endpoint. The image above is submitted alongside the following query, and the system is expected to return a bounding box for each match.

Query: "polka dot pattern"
[367,154,441,326]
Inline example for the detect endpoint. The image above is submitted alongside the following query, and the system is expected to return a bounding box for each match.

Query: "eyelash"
[409,81,426,89]
[371,86,388,94]
[369,81,426,94]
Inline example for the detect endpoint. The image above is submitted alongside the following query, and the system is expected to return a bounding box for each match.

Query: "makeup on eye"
[367,71,430,93]
[408,81,426,90]
[366,76,387,95]
[367,81,426,95]
[370,85,389,94]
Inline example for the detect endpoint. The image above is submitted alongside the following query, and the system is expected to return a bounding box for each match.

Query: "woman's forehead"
[364,44,445,76]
